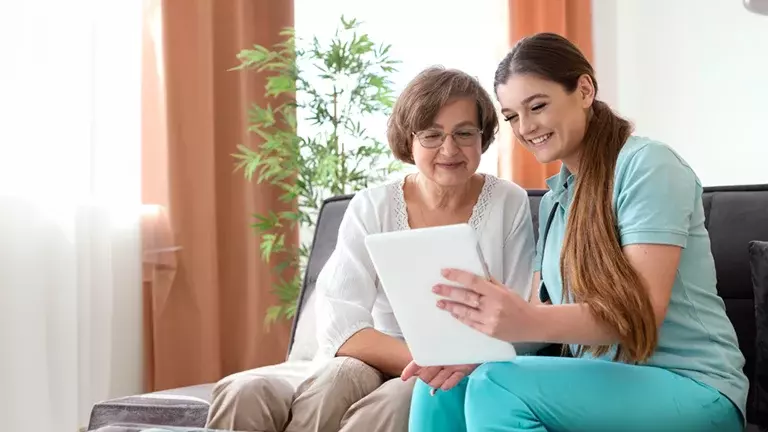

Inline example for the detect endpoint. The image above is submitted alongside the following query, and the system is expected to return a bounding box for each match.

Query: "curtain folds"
[141,0,297,392]
[498,0,593,188]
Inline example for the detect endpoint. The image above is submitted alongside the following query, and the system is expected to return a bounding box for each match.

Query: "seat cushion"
[88,361,317,431]
[750,240,768,428]
[87,383,213,430]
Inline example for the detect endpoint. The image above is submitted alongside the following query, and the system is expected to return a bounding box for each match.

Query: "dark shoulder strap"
[538,205,558,303]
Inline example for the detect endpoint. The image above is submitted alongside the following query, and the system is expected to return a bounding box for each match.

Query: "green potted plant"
[232,16,402,325]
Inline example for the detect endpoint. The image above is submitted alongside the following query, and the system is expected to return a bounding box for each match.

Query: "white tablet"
[364,223,517,366]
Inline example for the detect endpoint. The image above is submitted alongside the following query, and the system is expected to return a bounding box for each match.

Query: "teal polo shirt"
[534,135,749,422]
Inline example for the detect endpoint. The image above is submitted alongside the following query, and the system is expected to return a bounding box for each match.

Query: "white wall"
[592,0,768,186]
[294,0,511,178]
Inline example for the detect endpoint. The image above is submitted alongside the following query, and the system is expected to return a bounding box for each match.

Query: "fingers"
[432,285,481,308]
[441,371,465,391]
[437,300,484,323]
[401,361,421,381]
[416,366,442,384]
[440,268,499,296]
[439,301,488,334]
[427,368,454,390]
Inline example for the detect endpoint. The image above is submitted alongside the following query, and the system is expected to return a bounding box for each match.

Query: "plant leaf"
[234,15,404,327]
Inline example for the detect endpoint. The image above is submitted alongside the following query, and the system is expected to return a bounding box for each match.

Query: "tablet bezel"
[364,223,517,366]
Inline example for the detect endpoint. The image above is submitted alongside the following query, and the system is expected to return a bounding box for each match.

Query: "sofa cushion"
[87,361,317,431]
[87,384,213,431]
[750,240,768,427]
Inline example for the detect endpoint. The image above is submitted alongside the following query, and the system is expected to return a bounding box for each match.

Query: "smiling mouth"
[436,162,465,169]
[529,133,553,147]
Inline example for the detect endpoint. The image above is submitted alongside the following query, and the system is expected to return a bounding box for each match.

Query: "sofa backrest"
[286,194,354,361]
[699,184,768,419]
[286,184,768,419]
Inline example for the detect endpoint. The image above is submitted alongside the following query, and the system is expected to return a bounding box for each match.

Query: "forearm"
[531,303,620,346]
[336,328,412,377]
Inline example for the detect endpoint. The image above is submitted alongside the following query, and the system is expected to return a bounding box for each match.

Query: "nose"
[440,135,460,156]
[518,114,537,136]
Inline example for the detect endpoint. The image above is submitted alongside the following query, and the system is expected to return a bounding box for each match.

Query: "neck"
[563,160,579,176]
[414,173,475,210]
[561,149,582,176]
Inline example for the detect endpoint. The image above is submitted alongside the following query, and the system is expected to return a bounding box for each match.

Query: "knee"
[410,377,465,407]
[409,379,434,417]
[360,378,415,416]
[470,361,529,389]
[465,362,531,422]
[313,356,383,398]
[326,356,381,377]
[341,378,416,429]
[467,363,515,403]
[408,378,467,431]
[207,374,293,430]
[387,377,417,410]
[211,374,292,409]
[411,379,432,406]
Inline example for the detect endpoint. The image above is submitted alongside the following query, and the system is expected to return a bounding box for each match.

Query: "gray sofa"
[88,185,768,431]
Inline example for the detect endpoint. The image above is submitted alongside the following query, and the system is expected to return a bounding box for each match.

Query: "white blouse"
[313,174,537,362]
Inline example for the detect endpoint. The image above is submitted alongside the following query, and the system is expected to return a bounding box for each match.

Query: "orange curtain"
[498,0,593,189]
[141,0,296,392]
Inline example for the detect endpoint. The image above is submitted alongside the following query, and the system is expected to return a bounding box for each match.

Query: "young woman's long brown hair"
[494,33,657,363]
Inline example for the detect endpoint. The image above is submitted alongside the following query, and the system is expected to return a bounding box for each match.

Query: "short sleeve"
[313,192,379,359]
[615,144,698,248]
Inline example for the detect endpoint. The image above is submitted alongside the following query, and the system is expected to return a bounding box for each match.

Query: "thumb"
[401,361,420,381]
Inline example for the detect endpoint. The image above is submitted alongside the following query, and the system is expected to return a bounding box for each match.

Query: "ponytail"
[560,100,658,363]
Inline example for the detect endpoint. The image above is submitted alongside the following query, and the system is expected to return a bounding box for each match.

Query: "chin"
[432,168,473,186]
[533,154,556,164]
[531,148,559,164]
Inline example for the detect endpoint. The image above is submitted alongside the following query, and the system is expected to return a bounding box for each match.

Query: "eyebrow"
[431,120,478,129]
[521,93,549,105]
[502,93,550,115]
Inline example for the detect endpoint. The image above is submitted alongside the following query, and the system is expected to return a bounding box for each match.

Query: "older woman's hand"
[401,360,477,392]
[433,268,539,343]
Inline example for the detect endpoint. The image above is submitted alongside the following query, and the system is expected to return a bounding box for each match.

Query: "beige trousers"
[205,357,415,432]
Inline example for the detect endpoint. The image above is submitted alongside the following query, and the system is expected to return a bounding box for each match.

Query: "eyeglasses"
[412,127,483,149]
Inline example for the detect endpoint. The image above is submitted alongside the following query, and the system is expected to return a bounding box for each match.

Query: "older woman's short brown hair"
[387,66,499,164]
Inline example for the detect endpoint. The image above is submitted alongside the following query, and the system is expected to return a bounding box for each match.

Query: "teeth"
[531,133,551,145]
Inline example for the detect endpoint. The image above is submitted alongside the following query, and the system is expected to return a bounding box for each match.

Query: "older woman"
[206,66,538,432]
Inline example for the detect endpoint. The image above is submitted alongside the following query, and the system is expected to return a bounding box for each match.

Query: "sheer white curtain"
[0,1,144,431]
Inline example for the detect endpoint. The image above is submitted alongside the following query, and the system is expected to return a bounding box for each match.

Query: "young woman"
[406,33,749,432]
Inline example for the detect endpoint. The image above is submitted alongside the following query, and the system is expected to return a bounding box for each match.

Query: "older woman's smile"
[435,161,466,170]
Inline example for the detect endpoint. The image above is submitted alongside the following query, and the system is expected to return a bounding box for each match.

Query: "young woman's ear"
[577,74,596,108]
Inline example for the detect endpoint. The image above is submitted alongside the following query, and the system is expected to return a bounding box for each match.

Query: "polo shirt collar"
[545,163,575,208]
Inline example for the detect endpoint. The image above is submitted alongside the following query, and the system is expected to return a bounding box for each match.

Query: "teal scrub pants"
[409,356,743,432]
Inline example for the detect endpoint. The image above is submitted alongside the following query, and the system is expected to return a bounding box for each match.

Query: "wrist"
[528,304,554,342]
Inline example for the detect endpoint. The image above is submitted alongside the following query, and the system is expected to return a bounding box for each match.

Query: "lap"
[465,357,742,432]
[210,360,317,399]
[211,371,295,401]
[357,376,415,406]
[409,377,468,432]
[295,356,385,401]
[341,377,416,432]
